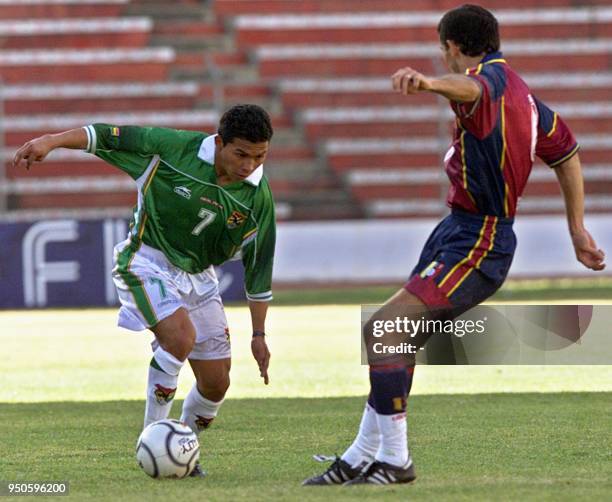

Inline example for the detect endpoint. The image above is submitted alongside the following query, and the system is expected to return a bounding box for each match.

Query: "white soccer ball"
[136,419,200,478]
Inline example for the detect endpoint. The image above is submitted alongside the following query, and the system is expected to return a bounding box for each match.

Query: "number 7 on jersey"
[191,208,217,236]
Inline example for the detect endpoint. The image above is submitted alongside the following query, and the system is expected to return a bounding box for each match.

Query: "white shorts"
[112,240,231,361]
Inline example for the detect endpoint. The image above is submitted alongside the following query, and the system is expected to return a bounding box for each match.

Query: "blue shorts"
[405,209,516,317]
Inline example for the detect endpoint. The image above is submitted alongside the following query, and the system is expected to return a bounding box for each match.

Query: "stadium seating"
[225,0,612,217]
[2,0,611,220]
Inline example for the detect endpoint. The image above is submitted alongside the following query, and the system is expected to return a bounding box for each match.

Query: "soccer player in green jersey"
[14,104,276,477]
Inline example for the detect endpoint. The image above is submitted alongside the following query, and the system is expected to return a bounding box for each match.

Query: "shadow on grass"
[0,393,610,500]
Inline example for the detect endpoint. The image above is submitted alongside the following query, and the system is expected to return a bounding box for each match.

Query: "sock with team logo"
[341,396,380,469]
[368,365,414,467]
[180,384,224,434]
[143,347,184,428]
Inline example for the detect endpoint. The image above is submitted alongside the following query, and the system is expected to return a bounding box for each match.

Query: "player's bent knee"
[170,331,196,362]
[191,358,231,402]
[198,374,230,402]
[152,308,196,361]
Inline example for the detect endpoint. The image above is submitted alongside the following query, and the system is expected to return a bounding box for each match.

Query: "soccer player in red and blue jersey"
[304,4,606,486]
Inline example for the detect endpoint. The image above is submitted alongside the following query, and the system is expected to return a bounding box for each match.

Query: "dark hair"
[218,104,273,144]
[437,4,500,57]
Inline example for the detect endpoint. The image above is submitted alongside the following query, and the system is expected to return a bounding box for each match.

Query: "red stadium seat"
[3,0,611,220]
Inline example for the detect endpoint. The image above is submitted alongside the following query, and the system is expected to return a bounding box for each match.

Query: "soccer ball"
[136,419,200,478]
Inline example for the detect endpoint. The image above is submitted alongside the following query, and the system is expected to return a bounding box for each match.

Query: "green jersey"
[84,123,275,302]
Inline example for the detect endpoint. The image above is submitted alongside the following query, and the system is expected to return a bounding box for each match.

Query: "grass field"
[270,277,612,305]
[1,305,611,501]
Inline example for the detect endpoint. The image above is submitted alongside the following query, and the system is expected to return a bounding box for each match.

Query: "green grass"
[2,307,611,402]
[1,395,610,501]
[1,306,611,500]
[270,277,612,305]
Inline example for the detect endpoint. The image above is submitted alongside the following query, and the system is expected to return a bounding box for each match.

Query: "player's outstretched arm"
[249,300,271,385]
[554,153,606,271]
[391,67,481,103]
[13,128,87,170]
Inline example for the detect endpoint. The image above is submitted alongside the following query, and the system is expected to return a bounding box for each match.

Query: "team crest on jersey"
[154,384,176,404]
[110,127,120,137]
[227,210,247,229]
[420,261,444,279]
[174,186,192,199]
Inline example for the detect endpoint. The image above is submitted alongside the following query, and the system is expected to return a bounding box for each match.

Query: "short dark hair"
[218,104,273,145]
[437,4,500,57]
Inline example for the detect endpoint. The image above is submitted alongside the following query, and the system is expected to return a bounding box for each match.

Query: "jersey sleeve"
[83,124,204,179]
[533,98,580,167]
[450,64,507,139]
[242,183,276,302]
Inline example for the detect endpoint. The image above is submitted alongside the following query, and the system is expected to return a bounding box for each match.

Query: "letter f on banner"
[22,220,80,307]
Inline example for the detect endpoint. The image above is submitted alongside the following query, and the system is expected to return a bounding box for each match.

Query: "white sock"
[144,347,184,428]
[375,412,410,467]
[180,384,224,434]
[341,403,380,468]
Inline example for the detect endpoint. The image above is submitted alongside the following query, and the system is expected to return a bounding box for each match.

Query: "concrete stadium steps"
[125,0,211,21]
[2,82,201,114]
[0,0,127,19]
[4,138,311,169]
[11,191,137,210]
[2,82,273,114]
[7,155,316,180]
[3,109,296,152]
[130,0,200,3]
[522,182,612,198]
[364,195,612,218]
[0,47,175,83]
[3,110,219,147]
[0,18,152,49]
[6,152,317,180]
[352,161,612,218]
[348,183,612,205]
[347,164,612,199]
[8,160,124,179]
[200,83,272,104]
[5,155,306,218]
[324,134,612,171]
[300,102,612,139]
[215,0,611,16]
[306,117,609,139]
[278,73,612,108]
[234,7,612,45]
[2,170,298,219]
[256,39,612,77]
[4,173,334,198]
[6,142,313,184]
[168,49,253,80]
[280,191,364,220]
[2,0,609,221]
[269,178,340,199]
[152,19,223,39]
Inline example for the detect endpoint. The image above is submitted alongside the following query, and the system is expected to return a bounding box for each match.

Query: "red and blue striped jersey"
[444,51,579,217]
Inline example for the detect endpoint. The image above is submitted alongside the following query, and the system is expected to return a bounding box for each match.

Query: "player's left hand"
[251,335,270,385]
[391,66,433,95]
[571,228,606,271]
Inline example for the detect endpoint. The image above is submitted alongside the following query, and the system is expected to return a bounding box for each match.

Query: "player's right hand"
[13,135,56,170]
[392,66,433,95]
[571,229,606,271]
